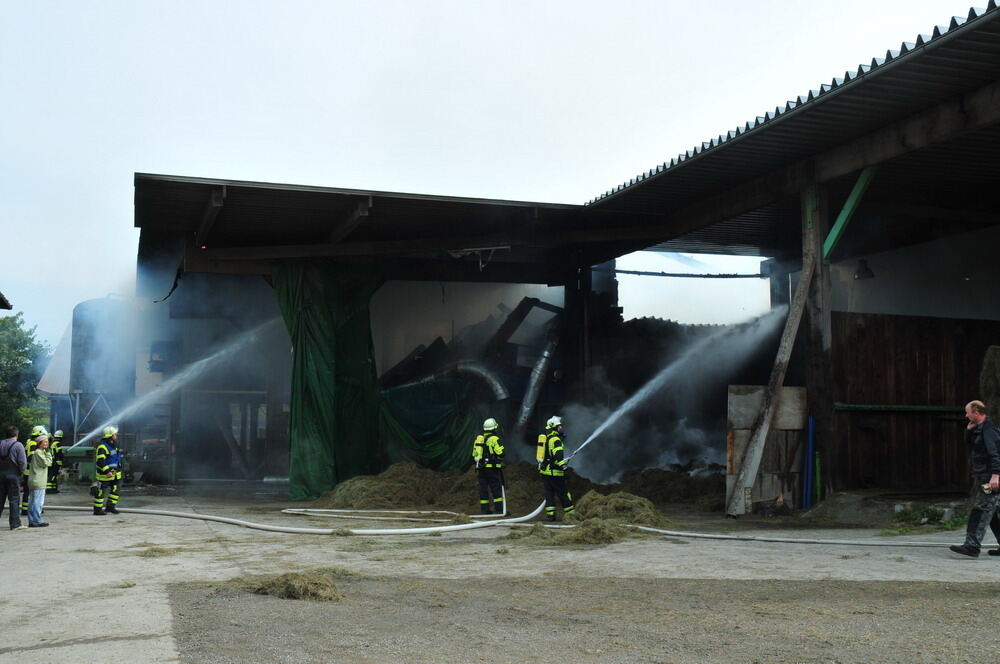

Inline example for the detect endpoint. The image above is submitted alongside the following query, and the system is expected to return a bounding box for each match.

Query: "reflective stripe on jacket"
[472,433,504,469]
[539,431,567,477]
[95,439,121,480]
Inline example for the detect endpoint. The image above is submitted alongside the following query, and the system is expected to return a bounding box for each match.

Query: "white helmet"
[546,416,562,429]
[483,418,499,432]
[102,425,119,438]
[30,425,48,437]
[53,430,64,438]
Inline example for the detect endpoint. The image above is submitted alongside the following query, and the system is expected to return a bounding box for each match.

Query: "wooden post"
[802,180,837,493]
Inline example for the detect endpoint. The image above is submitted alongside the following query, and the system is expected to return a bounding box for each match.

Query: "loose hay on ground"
[250,568,355,602]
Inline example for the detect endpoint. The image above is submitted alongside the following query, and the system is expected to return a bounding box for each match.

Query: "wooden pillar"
[801,180,838,493]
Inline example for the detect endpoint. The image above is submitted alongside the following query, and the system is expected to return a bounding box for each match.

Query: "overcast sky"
[0,0,977,345]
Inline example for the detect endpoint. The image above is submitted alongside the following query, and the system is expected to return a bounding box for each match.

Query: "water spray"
[565,309,786,463]
[70,318,283,449]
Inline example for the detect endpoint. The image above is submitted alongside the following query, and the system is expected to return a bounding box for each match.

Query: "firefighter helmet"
[30,425,48,437]
[546,416,562,429]
[53,430,63,438]
[102,425,119,438]
[483,418,499,432]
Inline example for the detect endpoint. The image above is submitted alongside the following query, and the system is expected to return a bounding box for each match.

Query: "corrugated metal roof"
[588,3,1000,211]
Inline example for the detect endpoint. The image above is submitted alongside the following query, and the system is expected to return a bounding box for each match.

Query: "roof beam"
[194,186,226,248]
[327,196,371,243]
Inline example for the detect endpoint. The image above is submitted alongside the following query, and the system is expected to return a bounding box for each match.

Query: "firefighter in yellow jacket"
[539,416,575,521]
[472,418,505,515]
[93,426,122,515]
[46,430,65,493]
[20,425,47,515]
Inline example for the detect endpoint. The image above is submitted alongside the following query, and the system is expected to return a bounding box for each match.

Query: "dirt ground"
[170,576,1000,664]
[5,485,1000,664]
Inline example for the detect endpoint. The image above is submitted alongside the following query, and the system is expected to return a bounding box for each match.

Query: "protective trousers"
[543,476,575,519]
[964,484,1000,550]
[477,469,503,514]
[94,477,120,510]
[19,474,29,514]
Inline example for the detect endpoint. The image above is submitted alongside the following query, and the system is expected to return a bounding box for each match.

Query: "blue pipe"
[802,416,816,510]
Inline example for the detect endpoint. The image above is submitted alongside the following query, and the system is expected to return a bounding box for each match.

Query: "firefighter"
[539,416,575,521]
[472,417,505,515]
[20,425,47,515]
[93,426,122,515]
[46,430,65,494]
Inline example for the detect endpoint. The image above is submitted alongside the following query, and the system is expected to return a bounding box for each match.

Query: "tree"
[0,312,51,435]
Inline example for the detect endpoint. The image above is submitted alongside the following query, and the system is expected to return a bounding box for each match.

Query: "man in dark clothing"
[950,401,1000,557]
[0,426,28,530]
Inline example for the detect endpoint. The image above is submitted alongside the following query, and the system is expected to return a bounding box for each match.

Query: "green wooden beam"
[822,166,878,262]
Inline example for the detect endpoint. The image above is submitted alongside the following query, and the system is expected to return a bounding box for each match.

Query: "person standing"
[46,429,65,494]
[0,426,28,530]
[93,426,122,515]
[539,416,575,522]
[950,401,1000,557]
[26,432,52,528]
[20,425,46,515]
[471,418,505,515]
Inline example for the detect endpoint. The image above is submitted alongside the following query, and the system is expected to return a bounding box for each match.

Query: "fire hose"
[42,503,958,547]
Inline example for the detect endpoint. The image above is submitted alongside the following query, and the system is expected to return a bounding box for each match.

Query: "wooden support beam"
[327,196,371,243]
[194,186,226,248]
[822,166,877,261]
[727,254,816,516]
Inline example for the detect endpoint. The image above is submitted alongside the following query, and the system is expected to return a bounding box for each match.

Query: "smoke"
[563,307,787,483]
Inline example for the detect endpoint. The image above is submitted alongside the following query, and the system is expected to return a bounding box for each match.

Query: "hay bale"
[252,569,351,602]
[567,490,671,528]
[981,346,1000,415]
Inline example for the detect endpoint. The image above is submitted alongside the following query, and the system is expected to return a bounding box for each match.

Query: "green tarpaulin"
[273,261,491,500]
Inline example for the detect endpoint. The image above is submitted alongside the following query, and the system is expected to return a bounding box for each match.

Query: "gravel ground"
[169,576,1000,664]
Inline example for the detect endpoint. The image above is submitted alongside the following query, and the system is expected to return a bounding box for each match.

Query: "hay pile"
[504,519,628,546]
[314,462,459,509]
[252,568,351,602]
[615,468,724,506]
[308,461,720,516]
[567,490,672,528]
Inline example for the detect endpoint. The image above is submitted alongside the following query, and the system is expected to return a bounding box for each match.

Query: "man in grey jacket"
[950,401,1000,557]
[0,425,28,530]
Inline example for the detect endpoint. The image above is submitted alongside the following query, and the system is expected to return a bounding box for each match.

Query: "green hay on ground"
[251,568,352,602]
[551,518,628,545]
[504,522,555,542]
[566,490,673,528]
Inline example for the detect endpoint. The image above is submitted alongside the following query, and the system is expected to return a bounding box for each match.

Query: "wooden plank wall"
[832,312,1000,490]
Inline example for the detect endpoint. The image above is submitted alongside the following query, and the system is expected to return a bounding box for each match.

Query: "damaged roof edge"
[587,2,1000,206]
[134,172,581,215]
[0,291,11,310]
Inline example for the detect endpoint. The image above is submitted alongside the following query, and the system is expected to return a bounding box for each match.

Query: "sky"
[0,0,978,346]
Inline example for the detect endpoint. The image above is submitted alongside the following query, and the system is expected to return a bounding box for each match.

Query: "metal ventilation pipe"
[398,361,509,401]
[512,336,558,441]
